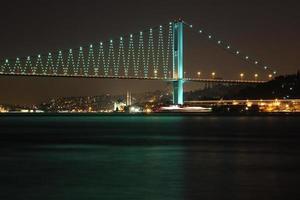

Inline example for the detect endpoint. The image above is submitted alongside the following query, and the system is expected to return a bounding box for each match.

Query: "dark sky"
[0,0,299,104]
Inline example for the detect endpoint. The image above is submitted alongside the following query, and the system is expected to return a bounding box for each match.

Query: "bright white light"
[161,105,181,110]
[199,30,202,33]
[130,106,141,113]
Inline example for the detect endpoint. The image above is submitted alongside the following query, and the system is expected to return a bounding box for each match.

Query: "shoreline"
[0,112,300,117]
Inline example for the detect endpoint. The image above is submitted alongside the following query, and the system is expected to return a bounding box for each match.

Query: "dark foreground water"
[0,115,300,200]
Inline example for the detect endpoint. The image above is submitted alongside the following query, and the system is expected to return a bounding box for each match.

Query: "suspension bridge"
[0,19,278,105]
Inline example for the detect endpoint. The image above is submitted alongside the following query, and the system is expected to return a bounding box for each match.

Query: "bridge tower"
[172,20,184,105]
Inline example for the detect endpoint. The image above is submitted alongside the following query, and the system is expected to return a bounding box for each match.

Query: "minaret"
[126,91,132,106]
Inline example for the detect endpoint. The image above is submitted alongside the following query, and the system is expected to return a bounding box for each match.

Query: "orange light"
[268,74,273,79]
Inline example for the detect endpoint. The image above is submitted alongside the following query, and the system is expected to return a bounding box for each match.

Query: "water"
[0,115,300,200]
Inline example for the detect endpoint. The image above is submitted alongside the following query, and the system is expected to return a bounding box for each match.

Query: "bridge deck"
[0,72,266,84]
[185,99,300,104]
[185,78,266,84]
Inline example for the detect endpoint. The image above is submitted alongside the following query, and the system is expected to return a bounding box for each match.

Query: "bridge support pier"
[172,20,184,105]
[173,79,183,105]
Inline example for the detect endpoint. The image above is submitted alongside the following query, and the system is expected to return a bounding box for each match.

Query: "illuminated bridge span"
[0,19,278,104]
[0,23,174,79]
[185,78,266,84]
[186,99,300,105]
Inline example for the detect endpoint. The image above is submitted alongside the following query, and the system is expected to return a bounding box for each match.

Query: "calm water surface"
[0,115,300,200]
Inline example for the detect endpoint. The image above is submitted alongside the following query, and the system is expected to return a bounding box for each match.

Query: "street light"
[154,69,158,77]
[254,73,258,80]
[240,73,244,80]
[197,71,201,78]
[268,74,273,80]
[211,72,216,79]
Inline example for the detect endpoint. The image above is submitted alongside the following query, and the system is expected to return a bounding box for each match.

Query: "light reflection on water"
[0,115,300,200]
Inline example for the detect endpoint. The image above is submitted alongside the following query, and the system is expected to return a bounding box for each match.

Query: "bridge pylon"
[172,20,184,105]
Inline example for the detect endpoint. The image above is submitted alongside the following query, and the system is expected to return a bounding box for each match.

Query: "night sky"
[0,0,299,104]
